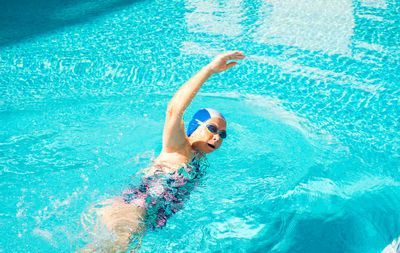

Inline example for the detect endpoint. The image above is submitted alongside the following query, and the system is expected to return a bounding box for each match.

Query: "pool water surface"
[1,0,399,252]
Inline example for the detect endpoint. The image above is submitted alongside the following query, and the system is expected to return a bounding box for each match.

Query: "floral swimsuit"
[122,155,203,229]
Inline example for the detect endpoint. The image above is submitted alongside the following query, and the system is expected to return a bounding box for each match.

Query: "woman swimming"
[80,51,246,252]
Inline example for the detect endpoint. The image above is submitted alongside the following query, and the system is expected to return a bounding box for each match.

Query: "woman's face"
[189,117,227,154]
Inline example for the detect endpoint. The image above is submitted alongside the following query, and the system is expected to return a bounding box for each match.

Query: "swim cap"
[186,108,226,137]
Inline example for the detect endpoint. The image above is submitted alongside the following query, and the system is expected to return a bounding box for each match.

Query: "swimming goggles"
[206,124,227,139]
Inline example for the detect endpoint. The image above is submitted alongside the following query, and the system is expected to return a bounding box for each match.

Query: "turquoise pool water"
[1,0,399,252]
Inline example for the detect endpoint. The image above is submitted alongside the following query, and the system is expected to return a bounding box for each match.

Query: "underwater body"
[1,0,399,252]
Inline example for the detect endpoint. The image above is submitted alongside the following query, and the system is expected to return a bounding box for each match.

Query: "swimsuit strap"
[191,152,201,165]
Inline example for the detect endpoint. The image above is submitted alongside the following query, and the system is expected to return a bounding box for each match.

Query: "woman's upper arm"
[161,105,189,152]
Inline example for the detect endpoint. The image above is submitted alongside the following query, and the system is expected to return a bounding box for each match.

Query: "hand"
[207,51,246,74]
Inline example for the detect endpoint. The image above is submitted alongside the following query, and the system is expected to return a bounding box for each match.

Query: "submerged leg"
[79,199,147,252]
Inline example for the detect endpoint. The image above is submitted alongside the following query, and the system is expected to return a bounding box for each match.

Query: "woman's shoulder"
[154,148,195,165]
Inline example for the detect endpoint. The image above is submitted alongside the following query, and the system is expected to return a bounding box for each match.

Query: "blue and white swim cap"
[186,108,226,137]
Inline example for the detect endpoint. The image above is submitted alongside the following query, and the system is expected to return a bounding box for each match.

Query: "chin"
[196,147,213,154]
[192,142,217,154]
[205,145,217,154]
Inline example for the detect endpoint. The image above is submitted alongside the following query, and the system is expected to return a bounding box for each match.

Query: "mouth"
[207,143,216,149]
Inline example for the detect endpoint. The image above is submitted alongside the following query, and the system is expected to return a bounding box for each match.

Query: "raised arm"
[162,51,246,153]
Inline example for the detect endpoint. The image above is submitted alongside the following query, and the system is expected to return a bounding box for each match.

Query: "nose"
[212,134,221,142]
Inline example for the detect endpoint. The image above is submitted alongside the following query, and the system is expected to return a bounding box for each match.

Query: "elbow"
[166,103,183,118]
[167,103,176,115]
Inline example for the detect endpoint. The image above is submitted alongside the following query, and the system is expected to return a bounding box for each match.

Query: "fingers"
[226,61,237,70]
[209,51,245,73]
[222,50,246,60]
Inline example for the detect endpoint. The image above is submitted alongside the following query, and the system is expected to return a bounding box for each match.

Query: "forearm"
[167,64,213,116]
